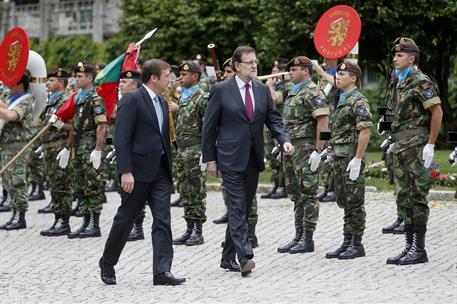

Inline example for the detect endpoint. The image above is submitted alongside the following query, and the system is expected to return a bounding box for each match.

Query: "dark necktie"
[245,82,254,120]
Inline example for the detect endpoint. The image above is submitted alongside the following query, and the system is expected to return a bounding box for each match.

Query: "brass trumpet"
[256,72,290,81]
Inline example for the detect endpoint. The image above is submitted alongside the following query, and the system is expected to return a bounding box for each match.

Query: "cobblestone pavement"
[1,191,456,304]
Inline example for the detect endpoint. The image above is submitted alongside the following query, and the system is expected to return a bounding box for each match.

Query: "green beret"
[337,61,362,76]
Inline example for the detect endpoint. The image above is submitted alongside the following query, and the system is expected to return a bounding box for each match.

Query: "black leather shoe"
[170,197,183,207]
[38,201,53,214]
[382,216,403,234]
[29,184,45,201]
[338,235,365,260]
[240,260,255,277]
[392,222,405,234]
[277,240,298,253]
[220,259,240,272]
[270,187,287,199]
[99,258,116,285]
[153,272,185,285]
[325,235,352,259]
[127,225,144,241]
[5,211,27,230]
[319,191,336,202]
[260,186,277,199]
[0,204,11,212]
[213,213,229,224]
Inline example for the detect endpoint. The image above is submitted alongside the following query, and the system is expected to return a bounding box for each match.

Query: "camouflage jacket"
[330,88,373,157]
[71,89,107,140]
[0,93,34,145]
[318,74,339,115]
[175,86,208,148]
[282,79,330,143]
[41,91,69,144]
[273,79,292,114]
[387,68,441,152]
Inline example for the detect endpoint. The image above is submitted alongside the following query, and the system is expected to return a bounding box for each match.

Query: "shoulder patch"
[94,106,103,114]
[356,106,368,116]
[314,96,325,107]
[424,89,434,99]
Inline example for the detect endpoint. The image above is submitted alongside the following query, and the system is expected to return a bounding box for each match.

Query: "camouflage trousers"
[72,142,104,215]
[264,129,285,187]
[0,147,29,212]
[43,145,73,217]
[221,181,258,225]
[393,145,431,226]
[176,145,207,223]
[284,145,319,231]
[28,142,46,185]
[319,158,334,191]
[333,157,366,236]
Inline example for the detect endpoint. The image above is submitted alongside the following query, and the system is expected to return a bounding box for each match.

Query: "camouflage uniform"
[283,79,329,233]
[175,86,208,223]
[41,92,73,218]
[0,94,34,212]
[388,68,440,226]
[28,134,46,188]
[330,88,372,236]
[71,90,107,216]
[199,73,216,93]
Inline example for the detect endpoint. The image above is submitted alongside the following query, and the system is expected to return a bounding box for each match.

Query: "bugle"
[256,72,290,81]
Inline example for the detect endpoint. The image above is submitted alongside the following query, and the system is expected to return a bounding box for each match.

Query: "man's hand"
[283,142,294,156]
[266,78,275,87]
[121,172,135,193]
[207,161,218,177]
[56,148,70,169]
[308,150,322,172]
[346,157,362,181]
[49,114,64,129]
[422,143,435,169]
[90,149,102,170]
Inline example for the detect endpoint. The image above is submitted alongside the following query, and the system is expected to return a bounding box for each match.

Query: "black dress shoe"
[153,272,185,286]
[38,201,53,214]
[99,258,116,285]
[220,259,240,272]
[170,197,183,207]
[240,260,255,277]
[319,191,336,202]
[270,187,287,199]
[213,213,229,224]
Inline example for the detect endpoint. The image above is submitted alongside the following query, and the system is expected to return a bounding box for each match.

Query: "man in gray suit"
[202,46,294,277]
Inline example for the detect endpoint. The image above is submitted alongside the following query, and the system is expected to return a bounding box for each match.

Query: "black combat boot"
[78,212,101,238]
[28,183,37,199]
[5,210,27,230]
[173,221,193,245]
[40,215,59,236]
[319,191,336,203]
[127,215,145,241]
[260,183,277,199]
[212,212,228,224]
[325,234,352,259]
[317,188,328,201]
[48,216,71,236]
[277,220,303,253]
[398,225,428,265]
[248,223,258,248]
[0,189,10,212]
[382,216,403,234]
[289,230,314,254]
[0,208,16,230]
[29,184,45,201]
[386,224,413,264]
[170,196,183,207]
[71,196,83,217]
[271,187,288,199]
[338,235,366,259]
[67,213,90,239]
[185,222,204,246]
[392,222,405,234]
[38,201,53,214]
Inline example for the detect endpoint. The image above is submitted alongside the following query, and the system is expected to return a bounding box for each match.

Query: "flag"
[94,43,141,123]
[55,91,77,122]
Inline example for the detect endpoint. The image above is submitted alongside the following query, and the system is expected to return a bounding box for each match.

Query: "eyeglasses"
[240,60,259,66]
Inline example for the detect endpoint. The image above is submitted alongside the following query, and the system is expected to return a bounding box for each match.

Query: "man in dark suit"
[202,46,294,277]
[99,59,185,286]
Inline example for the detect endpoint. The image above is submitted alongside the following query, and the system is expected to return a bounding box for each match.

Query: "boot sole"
[397,258,428,265]
[338,253,366,260]
[289,248,314,254]
[185,241,204,246]
[241,260,255,277]
[127,236,145,241]
[78,234,101,238]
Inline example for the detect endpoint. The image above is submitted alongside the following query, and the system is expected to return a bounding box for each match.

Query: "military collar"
[338,86,357,106]
[289,79,311,95]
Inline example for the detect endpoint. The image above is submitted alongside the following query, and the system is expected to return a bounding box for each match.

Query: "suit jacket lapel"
[228,77,249,121]
[140,86,161,133]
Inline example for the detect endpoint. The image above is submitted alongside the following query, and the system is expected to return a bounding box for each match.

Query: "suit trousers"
[102,159,173,275]
[221,148,259,263]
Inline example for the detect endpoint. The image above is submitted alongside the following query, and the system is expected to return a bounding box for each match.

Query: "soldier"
[314,58,339,203]
[0,73,34,230]
[172,61,208,246]
[39,68,74,236]
[386,38,442,265]
[261,59,290,199]
[27,141,46,201]
[192,54,216,93]
[325,62,372,260]
[277,56,329,254]
[63,62,107,238]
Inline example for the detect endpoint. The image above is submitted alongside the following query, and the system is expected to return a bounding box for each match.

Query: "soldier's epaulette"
[356,99,365,106]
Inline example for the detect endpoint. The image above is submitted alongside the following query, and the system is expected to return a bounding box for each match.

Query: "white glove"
[199,155,207,172]
[449,147,457,167]
[38,152,44,159]
[90,150,102,170]
[56,148,70,169]
[387,143,394,154]
[49,114,64,129]
[380,138,390,149]
[346,157,362,181]
[34,145,43,155]
[308,150,322,172]
[422,144,435,169]
[106,149,116,160]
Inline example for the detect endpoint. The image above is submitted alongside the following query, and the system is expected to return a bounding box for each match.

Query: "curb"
[206,183,456,201]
